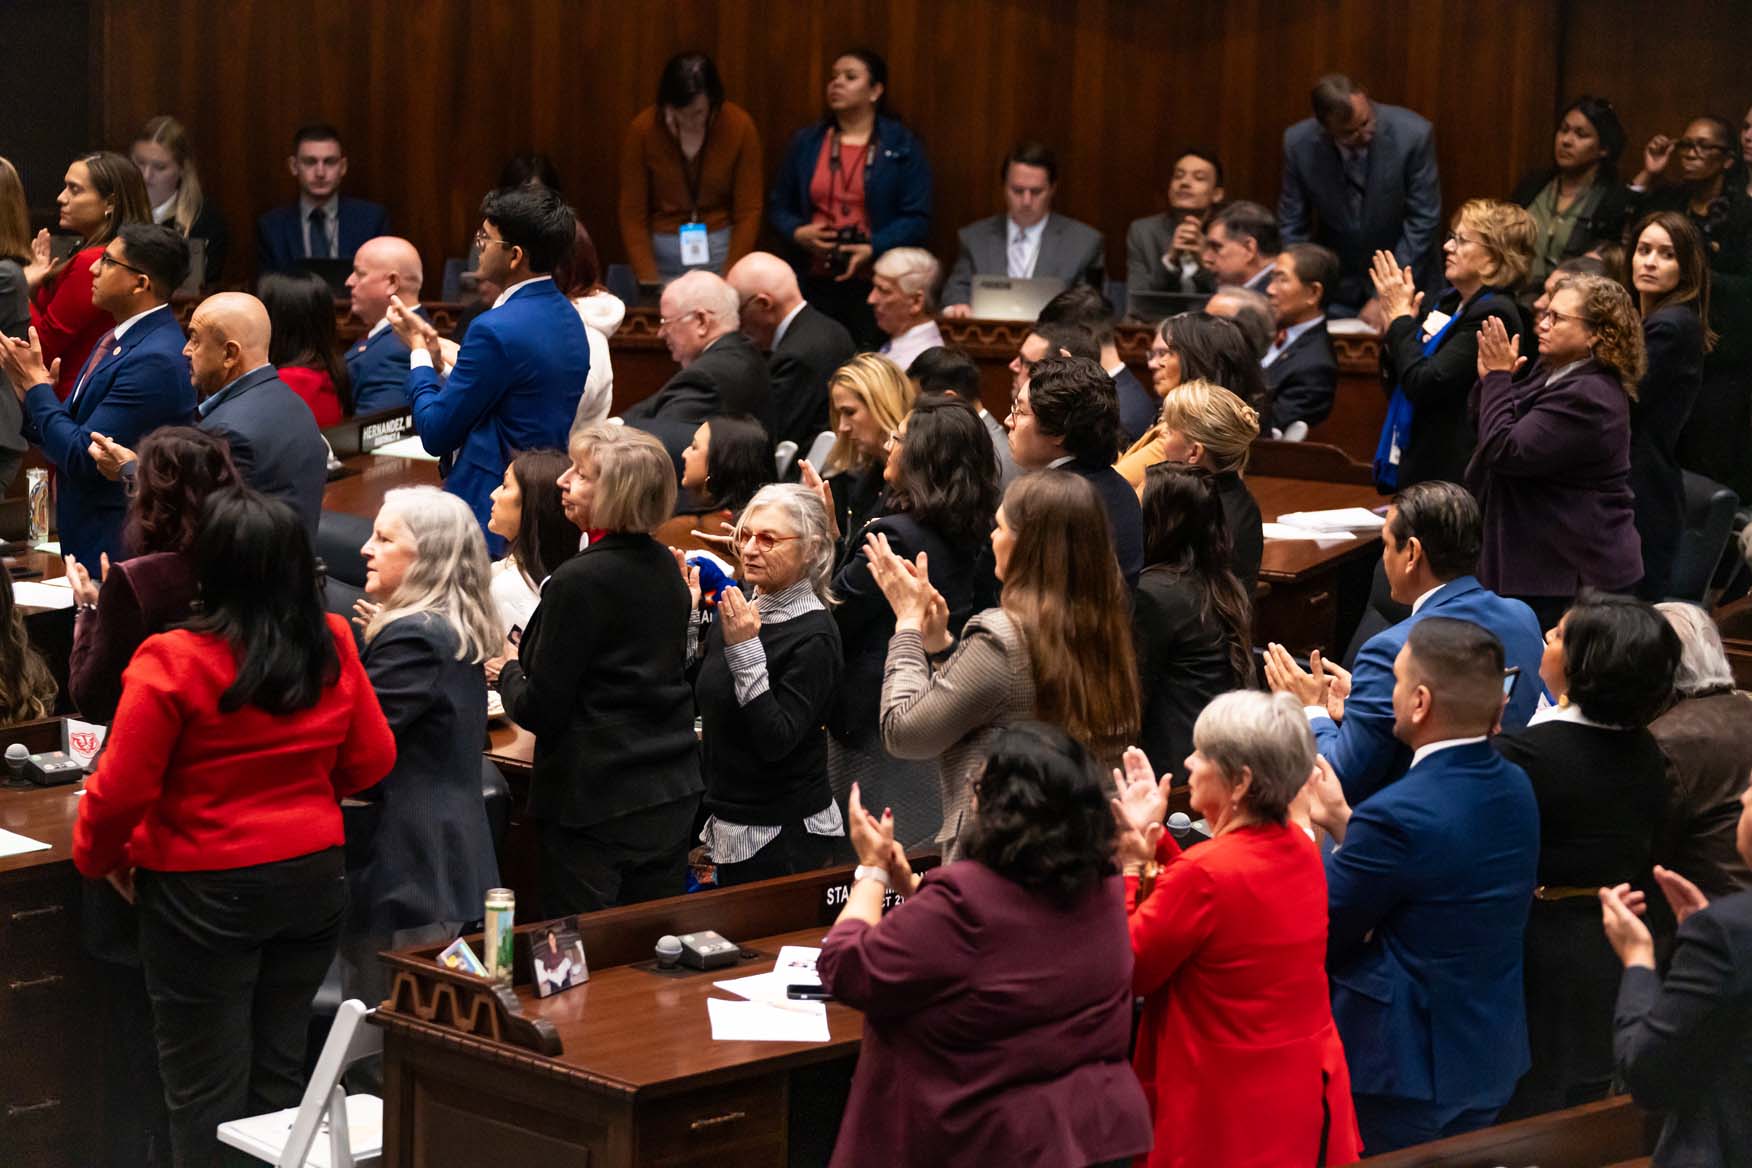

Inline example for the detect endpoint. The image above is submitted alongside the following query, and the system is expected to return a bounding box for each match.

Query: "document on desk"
[1275,507,1386,531]
[370,435,441,462]
[713,945,821,1004]
[706,996,830,1043]
[0,828,52,858]
[13,579,75,609]
[1262,522,1352,547]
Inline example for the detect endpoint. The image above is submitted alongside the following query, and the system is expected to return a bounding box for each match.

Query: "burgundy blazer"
[819,861,1152,1166]
[1466,358,1641,598]
[68,551,198,723]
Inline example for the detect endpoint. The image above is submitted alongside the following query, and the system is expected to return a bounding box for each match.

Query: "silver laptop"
[969,275,1066,322]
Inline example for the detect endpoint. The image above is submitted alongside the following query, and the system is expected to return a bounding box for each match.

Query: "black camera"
[828,226,870,276]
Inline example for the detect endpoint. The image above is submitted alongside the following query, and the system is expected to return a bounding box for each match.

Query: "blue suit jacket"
[345,308,425,415]
[768,115,932,259]
[22,307,193,567]
[407,279,588,547]
[1326,740,1539,1112]
[1315,576,1544,805]
[196,365,328,539]
[255,196,389,273]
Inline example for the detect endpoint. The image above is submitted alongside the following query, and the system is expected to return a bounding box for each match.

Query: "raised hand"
[1639,134,1675,184]
[1653,864,1710,925]
[1475,314,1525,378]
[798,459,840,544]
[22,229,53,289]
[717,585,761,646]
[1599,883,1656,969]
[864,531,942,629]
[1110,747,1171,832]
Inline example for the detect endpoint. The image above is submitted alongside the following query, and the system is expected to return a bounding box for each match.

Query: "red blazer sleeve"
[1126,834,1219,998]
[72,635,188,877]
[30,248,103,391]
[327,615,396,797]
[818,873,979,1018]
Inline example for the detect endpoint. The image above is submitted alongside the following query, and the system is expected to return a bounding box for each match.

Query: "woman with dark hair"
[559,219,622,429]
[1494,591,1681,1117]
[1512,96,1632,290]
[1632,114,1752,274]
[485,448,575,641]
[25,150,150,399]
[770,47,933,345]
[680,413,774,524]
[258,268,350,424]
[131,114,229,286]
[0,568,55,724]
[0,155,34,340]
[618,51,763,283]
[1134,464,1252,776]
[498,151,562,192]
[817,723,1152,1167]
[1141,309,1267,410]
[72,488,395,1167]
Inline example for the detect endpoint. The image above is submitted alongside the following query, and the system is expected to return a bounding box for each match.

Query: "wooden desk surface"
[1251,475,1386,582]
[0,782,83,876]
[322,453,443,518]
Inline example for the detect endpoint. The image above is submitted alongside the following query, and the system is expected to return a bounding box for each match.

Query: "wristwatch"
[853,864,891,889]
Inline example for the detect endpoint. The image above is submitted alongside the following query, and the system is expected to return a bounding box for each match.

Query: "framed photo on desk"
[531,923,588,997]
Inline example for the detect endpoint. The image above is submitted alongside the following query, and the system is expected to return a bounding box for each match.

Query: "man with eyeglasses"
[1201,201,1281,295]
[0,223,194,568]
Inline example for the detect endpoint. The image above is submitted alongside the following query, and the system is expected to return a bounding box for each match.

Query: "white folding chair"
[773,439,800,480]
[216,998,383,1168]
[803,430,836,473]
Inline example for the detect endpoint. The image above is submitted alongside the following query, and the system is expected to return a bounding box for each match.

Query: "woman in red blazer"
[73,488,395,1168]
[25,151,151,399]
[1114,690,1361,1168]
[260,269,352,425]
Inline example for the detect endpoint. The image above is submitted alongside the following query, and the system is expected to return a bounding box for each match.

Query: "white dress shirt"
[771,301,808,350]
[1007,217,1046,278]
[879,318,944,373]
[151,194,177,225]
[1408,735,1490,769]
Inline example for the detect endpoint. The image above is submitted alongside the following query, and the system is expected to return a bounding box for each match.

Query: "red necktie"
[70,327,118,406]
[1273,327,1289,349]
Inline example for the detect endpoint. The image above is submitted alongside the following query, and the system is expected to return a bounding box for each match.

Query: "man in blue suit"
[1265,480,1544,804]
[1307,616,1540,1154]
[343,236,425,414]
[389,184,587,552]
[256,123,390,273]
[0,224,195,569]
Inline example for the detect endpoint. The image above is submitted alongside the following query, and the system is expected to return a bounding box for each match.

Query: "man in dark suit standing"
[0,224,196,569]
[1201,201,1281,295]
[1279,74,1442,323]
[1262,242,1341,436]
[343,236,425,414]
[941,142,1105,317]
[256,123,390,274]
[1037,284,1157,446]
[726,251,854,453]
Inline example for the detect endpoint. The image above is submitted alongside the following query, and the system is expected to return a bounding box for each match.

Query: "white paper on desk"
[13,580,75,609]
[707,996,830,1043]
[1262,522,1351,547]
[370,435,441,462]
[714,946,822,1003]
[0,828,52,858]
[32,540,60,554]
[1326,318,1376,337]
[1275,507,1385,531]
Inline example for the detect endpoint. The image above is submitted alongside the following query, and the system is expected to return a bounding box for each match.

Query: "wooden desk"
[1356,1094,1654,1167]
[1249,473,1385,658]
[322,452,443,518]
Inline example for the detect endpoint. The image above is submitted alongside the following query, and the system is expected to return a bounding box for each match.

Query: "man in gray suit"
[1202,201,1281,295]
[941,141,1104,317]
[1278,74,1441,323]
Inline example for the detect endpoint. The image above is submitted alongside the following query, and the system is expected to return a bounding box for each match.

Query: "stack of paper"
[370,436,440,462]
[1261,523,1352,547]
[1275,507,1385,531]
[707,945,830,1042]
[13,579,75,609]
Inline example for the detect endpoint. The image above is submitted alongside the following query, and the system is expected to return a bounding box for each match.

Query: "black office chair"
[316,510,374,637]
[481,758,512,869]
[1666,472,1739,604]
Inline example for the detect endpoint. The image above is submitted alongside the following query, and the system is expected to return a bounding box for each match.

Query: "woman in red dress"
[259,269,351,426]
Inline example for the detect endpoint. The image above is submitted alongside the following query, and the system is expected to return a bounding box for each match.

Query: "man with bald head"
[344,236,425,413]
[727,251,853,452]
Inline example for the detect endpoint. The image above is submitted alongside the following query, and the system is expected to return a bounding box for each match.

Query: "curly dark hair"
[124,426,242,556]
[885,394,1000,543]
[703,414,775,517]
[1561,590,1681,728]
[1024,355,1122,464]
[961,722,1117,910]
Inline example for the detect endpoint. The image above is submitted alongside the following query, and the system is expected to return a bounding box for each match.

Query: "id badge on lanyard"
[679,221,710,267]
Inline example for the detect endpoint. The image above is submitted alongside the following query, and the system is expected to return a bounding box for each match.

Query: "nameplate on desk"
[821,858,936,915]
[360,414,416,451]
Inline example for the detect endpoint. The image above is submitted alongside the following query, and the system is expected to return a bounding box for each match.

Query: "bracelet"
[852,864,892,889]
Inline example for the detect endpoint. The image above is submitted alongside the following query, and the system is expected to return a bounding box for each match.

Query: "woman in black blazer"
[1373,199,1533,489]
[1510,96,1632,293]
[129,116,229,287]
[494,425,702,914]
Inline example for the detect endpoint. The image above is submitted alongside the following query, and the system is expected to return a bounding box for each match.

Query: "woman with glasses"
[1511,97,1633,293]
[1467,273,1646,629]
[1632,115,1751,275]
[680,483,843,885]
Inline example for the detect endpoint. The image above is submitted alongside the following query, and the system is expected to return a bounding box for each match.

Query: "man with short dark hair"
[1264,479,1543,803]
[1038,284,1156,444]
[1126,149,1225,299]
[1201,201,1281,293]
[1306,616,1540,1153]
[0,223,195,567]
[906,345,1017,491]
[1006,355,1142,585]
[726,251,853,452]
[941,142,1105,316]
[256,123,390,273]
[1009,320,1099,397]
[1263,242,1341,435]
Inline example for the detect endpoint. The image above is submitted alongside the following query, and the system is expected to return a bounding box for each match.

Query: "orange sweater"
[617,101,763,282]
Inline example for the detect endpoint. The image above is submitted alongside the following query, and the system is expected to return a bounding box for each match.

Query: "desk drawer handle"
[6,1098,61,1118]
[689,1110,747,1132]
[8,905,64,924]
[8,974,63,993]
[1306,590,1331,608]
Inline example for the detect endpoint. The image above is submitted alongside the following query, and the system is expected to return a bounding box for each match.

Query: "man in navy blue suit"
[343,236,424,414]
[0,224,195,569]
[388,184,587,552]
[256,123,390,273]
[1265,480,1544,804]
[1036,284,1158,447]
[1307,616,1540,1154]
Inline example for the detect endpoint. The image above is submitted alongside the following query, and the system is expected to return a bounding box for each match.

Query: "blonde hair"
[1555,272,1647,395]
[569,423,676,533]
[825,353,915,473]
[134,116,205,238]
[363,488,500,663]
[1455,198,1535,290]
[0,157,28,264]
[1159,379,1261,473]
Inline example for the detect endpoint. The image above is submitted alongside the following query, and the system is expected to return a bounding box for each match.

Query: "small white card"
[679,222,710,266]
[706,996,830,1043]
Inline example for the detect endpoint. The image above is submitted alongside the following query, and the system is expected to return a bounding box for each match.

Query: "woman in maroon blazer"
[1466,272,1646,629]
[818,722,1151,1168]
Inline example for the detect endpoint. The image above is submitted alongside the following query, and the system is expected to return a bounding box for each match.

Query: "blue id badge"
[679,222,710,266]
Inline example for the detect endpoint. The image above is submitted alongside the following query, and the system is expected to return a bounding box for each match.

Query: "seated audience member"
[558,219,622,431]
[1279,73,1442,319]
[821,394,1000,847]
[256,123,389,273]
[684,483,842,885]
[1,222,194,569]
[801,352,914,561]
[865,471,1138,858]
[344,487,501,1007]
[819,724,1152,1167]
[1203,284,1273,362]
[484,449,574,644]
[617,51,763,283]
[1136,309,1270,423]
[492,425,702,913]
[1007,355,1142,586]
[677,413,774,544]
[1468,273,1645,627]
[941,141,1104,317]
[1118,378,1263,593]
[906,344,1017,489]
[1374,198,1532,490]
[726,250,856,452]
[390,184,588,550]
[623,269,769,463]
[1306,617,1540,1153]
[1627,212,1713,599]
[131,115,229,287]
[867,246,943,371]
[1511,97,1632,291]
[1038,283,1157,444]
[1493,592,1679,1117]
[1631,114,1752,273]
[1600,781,1752,1168]
[259,269,350,426]
[67,427,239,722]
[0,567,56,724]
[1127,149,1225,300]
[1135,464,1252,776]
[1264,242,1342,435]
[1267,480,1543,804]
[72,488,395,1168]
[1650,602,1752,896]
[1201,200,1280,294]
[1114,694,1361,1167]
[343,236,425,414]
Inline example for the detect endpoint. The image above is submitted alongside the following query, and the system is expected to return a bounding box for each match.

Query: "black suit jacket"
[623,331,773,467]
[1067,459,1144,589]
[768,304,855,451]
[1630,304,1706,597]
[1267,319,1339,431]
[1213,470,1263,597]
[196,365,328,539]
[1114,365,1157,446]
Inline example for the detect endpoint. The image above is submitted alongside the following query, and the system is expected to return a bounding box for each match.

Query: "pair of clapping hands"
[1599,866,1713,970]
[669,541,762,647]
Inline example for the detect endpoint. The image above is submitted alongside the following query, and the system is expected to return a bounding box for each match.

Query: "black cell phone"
[785,984,831,1001]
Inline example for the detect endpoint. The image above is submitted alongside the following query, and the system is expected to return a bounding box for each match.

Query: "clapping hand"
[686,516,737,555]
[387,295,442,365]
[1475,314,1525,378]
[87,432,137,481]
[1368,251,1422,323]
[792,223,837,257]
[1599,882,1655,969]
[717,585,761,646]
[1263,643,1342,716]
[864,532,951,653]
[1110,747,1170,867]
[351,597,381,632]
[63,552,108,609]
[798,459,840,544]
[0,327,57,398]
[1301,755,1351,840]
[21,229,53,290]
[835,243,874,283]
[1653,864,1710,925]
[670,546,703,610]
[847,782,897,867]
